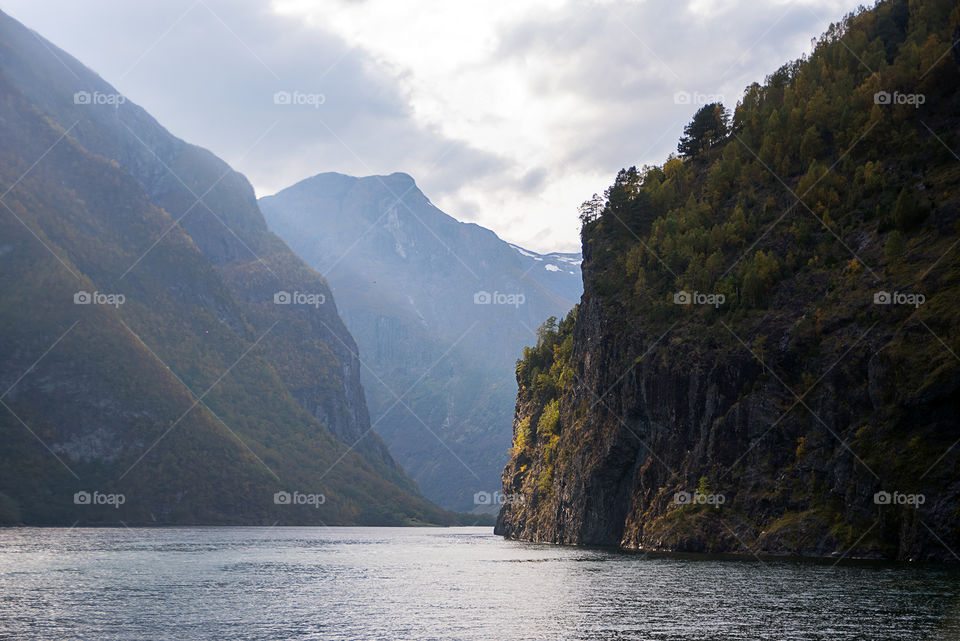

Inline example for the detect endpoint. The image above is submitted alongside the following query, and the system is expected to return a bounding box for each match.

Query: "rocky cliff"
[497,0,960,561]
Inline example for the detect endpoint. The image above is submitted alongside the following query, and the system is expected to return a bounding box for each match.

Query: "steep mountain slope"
[497,0,960,560]
[0,9,453,525]
[260,173,581,511]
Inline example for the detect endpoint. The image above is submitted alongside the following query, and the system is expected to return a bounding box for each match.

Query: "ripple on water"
[0,527,958,641]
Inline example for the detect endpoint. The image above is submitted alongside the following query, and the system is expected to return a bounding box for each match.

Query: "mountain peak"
[272,171,421,202]
[384,171,416,186]
[259,174,582,512]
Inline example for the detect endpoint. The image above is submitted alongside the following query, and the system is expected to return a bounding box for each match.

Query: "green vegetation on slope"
[0,10,465,526]
[499,0,960,559]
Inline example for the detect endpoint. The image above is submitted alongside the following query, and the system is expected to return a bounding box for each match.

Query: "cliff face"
[498,241,960,559]
[497,0,960,561]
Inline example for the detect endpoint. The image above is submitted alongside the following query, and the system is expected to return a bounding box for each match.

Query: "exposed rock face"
[497,236,960,560]
[953,25,960,69]
[496,0,960,561]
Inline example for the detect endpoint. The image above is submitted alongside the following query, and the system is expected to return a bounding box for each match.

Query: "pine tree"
[678,103,730,157]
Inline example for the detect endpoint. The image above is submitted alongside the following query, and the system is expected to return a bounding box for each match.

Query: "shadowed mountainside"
[0,9,461,526]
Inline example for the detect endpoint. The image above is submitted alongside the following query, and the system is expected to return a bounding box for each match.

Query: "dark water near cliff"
[1,526,959,640]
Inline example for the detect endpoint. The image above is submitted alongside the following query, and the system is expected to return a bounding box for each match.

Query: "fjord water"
[1,527,958,640]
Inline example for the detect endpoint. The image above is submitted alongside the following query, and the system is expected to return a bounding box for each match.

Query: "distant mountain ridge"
[507,244,583,304]
[260,172,582,511]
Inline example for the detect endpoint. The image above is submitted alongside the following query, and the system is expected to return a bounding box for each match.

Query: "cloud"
[516,167,549,193]
[3,0,865,253]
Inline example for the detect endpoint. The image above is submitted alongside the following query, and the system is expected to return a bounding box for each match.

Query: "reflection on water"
[0,526,958,640]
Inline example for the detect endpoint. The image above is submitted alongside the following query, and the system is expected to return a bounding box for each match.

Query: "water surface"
[1,527,958,640]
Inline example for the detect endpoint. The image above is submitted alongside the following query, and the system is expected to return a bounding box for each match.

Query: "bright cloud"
[3,0,865,252]
[271,0,864,251]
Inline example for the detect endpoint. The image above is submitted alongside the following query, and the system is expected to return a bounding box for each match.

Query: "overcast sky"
[5,0,864,252]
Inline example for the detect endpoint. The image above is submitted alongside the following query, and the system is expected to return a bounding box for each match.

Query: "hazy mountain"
[0,9,459,526]
[507,244,583,304]
[259,173,581,511]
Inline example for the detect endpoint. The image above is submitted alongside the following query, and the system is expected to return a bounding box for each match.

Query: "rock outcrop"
[497,0,960,561]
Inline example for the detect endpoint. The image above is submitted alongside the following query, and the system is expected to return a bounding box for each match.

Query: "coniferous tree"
[678,103,730,158]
